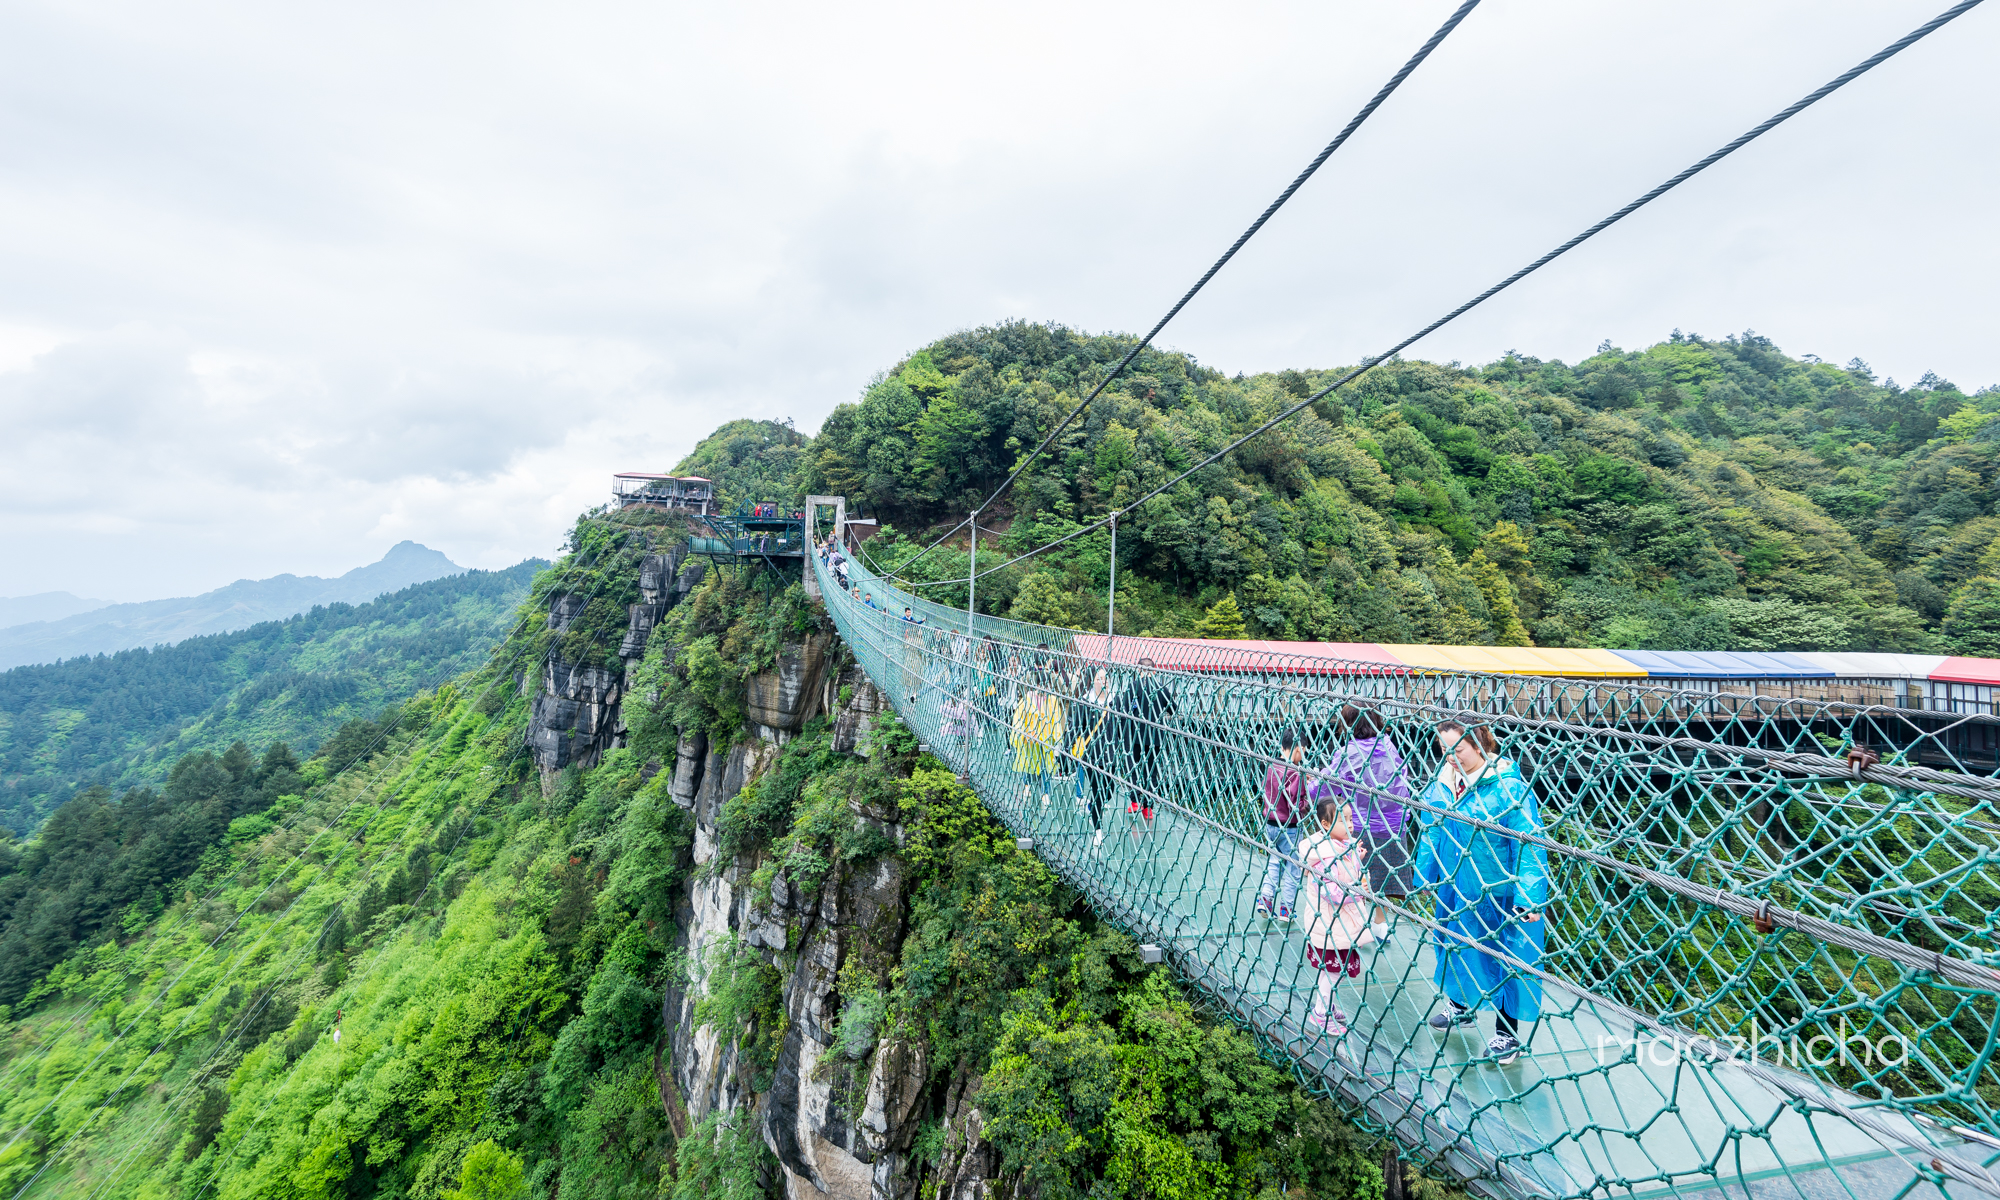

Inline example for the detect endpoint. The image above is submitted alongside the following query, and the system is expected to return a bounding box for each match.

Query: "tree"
[1193,594,1247,640]
[1010,574,1080,629]
[1465,551,1532,646]
[444,1140,527,1200]
[1944,577,2000,657]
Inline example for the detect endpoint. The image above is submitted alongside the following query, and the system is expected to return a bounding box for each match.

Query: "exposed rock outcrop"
[662,685,1003,1200]
[532,536,1000,1200]
[528,542,703,774]
[747,634,831,740]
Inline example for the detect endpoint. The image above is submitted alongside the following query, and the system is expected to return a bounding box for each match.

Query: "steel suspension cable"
[899,0,1988,591]
[883,0,1485,583]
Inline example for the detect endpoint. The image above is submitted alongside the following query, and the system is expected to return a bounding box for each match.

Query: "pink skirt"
[1307,944,1361,977]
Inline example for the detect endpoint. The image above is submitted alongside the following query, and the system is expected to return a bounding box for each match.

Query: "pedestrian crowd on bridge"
[824,561,1556,1069]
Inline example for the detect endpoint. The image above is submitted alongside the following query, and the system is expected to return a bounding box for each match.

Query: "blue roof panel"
[1606,649,1835,679]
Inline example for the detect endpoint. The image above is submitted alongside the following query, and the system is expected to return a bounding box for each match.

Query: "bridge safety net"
[815,546,2000,1199]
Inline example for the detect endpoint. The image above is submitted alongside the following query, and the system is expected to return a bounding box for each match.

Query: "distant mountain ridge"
[0,541,464,670]
[0,592,111,628]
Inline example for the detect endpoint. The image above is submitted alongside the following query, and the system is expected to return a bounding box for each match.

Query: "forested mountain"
[4,321,1995,1200]
[0,593,108,628]
[0,521,1394,1200]
[794,323,1995,654]
[0,540,466,671]
[0,561,544,835]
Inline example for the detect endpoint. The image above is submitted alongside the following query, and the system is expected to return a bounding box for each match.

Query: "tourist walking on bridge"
[1299,795,1373,1037]
[1414,720,1552,1067]
[1312,704,1413,942]
[1255,727,1309,921]
[1011,676,1065,806]
[1069,666,1116,848]
[1113,657,1175,822]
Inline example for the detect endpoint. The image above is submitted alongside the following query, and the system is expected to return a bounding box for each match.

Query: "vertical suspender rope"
[1107,511,1119,654]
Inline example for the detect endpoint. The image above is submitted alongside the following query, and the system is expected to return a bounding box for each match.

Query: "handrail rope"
[884,0,1485,582]
[0,532,635,1184]
[821,557,2000,985]
[844,552,2000,804]
[889,0,1989,591]
[0,582,535,1092]
[820,566,2000,1197]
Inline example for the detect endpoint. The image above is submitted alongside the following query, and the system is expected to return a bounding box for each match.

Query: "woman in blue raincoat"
[1413,720,1553,1066]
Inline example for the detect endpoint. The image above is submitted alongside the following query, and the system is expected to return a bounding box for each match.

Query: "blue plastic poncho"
[1413,757,1554,1021]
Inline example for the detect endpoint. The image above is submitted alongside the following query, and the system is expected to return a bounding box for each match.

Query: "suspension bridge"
[810,540,2000,1200]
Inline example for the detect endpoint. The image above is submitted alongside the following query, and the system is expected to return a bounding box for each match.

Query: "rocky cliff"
[528,543,704,773]
[536,542,998,1200]
[657,640,990,1200]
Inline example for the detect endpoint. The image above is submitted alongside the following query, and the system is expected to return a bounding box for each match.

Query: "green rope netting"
[814,545,2000,1200]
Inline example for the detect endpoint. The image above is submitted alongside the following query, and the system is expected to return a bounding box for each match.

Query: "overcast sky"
[1,0,1993,601]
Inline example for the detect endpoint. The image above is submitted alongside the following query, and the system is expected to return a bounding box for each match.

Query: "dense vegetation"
[0,562,544,836]
[9,321,1989,1200]
[793,324,1995,653]
[0,517,1412,1200]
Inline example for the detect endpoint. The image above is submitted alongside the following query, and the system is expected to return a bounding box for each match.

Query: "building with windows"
[612,473,713,514]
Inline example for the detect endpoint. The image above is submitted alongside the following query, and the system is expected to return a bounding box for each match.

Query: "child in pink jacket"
[1298,796,1375,1035]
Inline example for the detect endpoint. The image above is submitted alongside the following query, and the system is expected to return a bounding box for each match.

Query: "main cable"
[899,0,1987,591]
[883,0,1485,583]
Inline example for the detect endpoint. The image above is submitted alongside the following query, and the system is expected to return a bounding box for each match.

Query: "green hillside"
[799,324,1994,653]
[0,562,545,836]
[5,321,1996,1200]
[0,520,1394,1200]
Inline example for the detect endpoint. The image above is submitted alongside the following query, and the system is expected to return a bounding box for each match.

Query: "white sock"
[1313,972,1336,1018]
[1372,921,1389,939]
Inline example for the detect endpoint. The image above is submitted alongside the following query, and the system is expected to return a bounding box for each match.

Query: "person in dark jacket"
[1255,727,1308,921]
[1114,657,1175,821]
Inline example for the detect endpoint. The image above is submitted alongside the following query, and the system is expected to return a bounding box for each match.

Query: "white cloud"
[0,0,1993,598]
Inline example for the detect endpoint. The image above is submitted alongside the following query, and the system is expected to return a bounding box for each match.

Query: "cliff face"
[530,542,992,1200]
[660,657,995,1200]
[529,545,702,773]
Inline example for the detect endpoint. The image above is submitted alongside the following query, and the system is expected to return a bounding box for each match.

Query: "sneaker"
[1307,1006,1350,1036]
[1488,1033,1522,1065]
[1254,896,1273,919]
[1428,1005,1476,1031]
[1128,799,1141,814]
[1140,807,1155,821]
[1274,903,1293,923]
[1093,828,1105,847]
[1040,793,1049,806]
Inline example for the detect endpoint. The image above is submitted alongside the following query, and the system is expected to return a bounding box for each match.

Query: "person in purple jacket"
[1311,703,1412,941]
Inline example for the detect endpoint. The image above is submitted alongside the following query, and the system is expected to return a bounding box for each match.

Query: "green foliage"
[0,740,304,1005]
[1194,593,1248,640]
[0,561,543,835]
[695,934,785,1078]
[673,1111,779,1200]
[981,973,1383,1200]
[442,1139,527,1200]
[810,324,2000,653]
[1944,576,2000,656]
